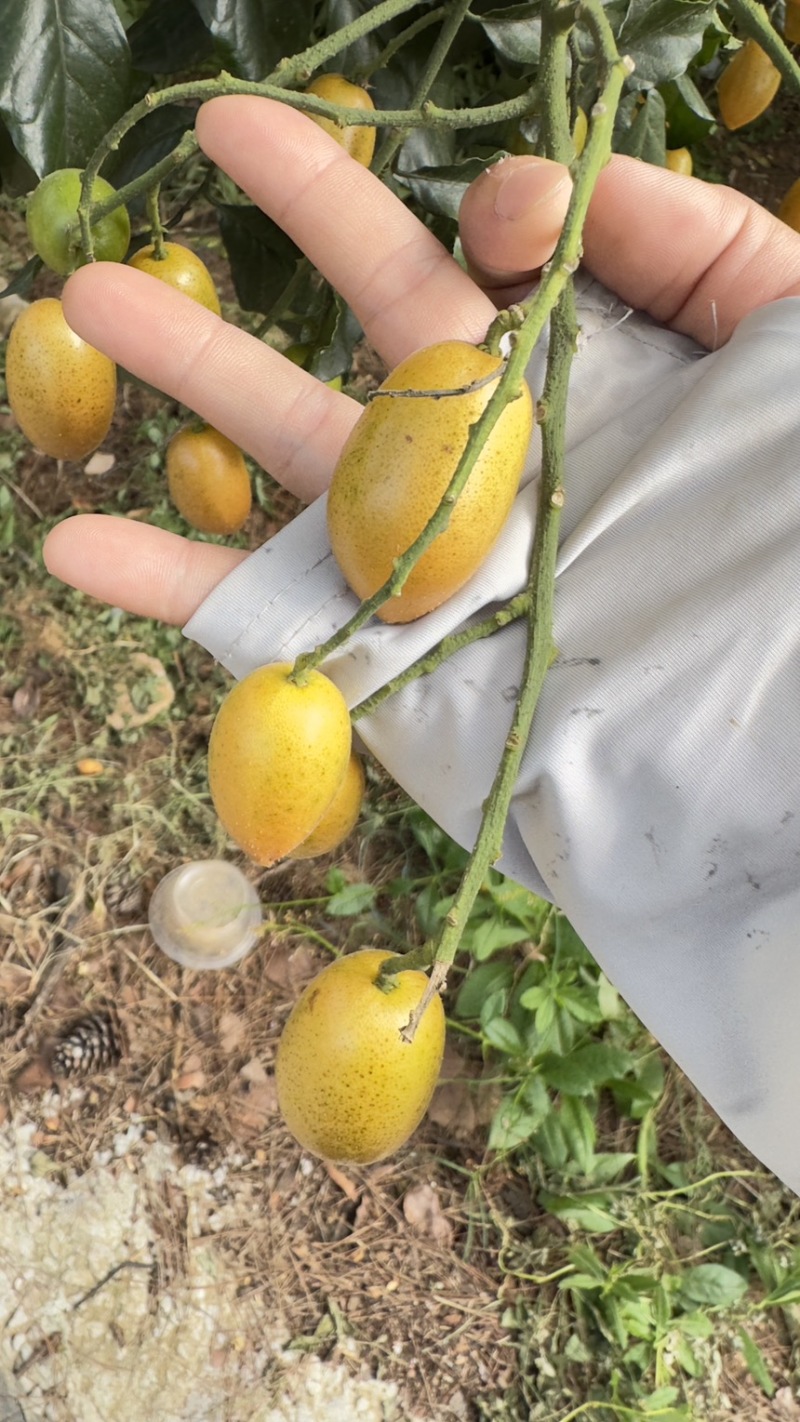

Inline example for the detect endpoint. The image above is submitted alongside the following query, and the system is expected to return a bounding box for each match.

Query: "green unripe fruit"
[26,168,131,276]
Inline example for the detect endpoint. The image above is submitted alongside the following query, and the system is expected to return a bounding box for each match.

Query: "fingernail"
[492,159,570,221]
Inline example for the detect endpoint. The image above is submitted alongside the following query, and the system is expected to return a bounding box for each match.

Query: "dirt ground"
[1,82,800,1422]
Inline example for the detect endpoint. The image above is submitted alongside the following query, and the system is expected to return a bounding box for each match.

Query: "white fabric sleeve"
[184,277,800,1195]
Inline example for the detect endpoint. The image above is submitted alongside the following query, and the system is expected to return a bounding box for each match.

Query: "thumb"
[459,155,573,304]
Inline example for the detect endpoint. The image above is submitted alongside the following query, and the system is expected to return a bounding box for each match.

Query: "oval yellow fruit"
[276,948,445,1163]
[208,662,352,866]
[6,298,116,460]
[717,40,781,131]
[665,147,692,176]
[166,423,251,534]
[305,74,376,167]
[127,241,221,315]
[778,178,800,233]
[327,340,533,623]
[291,751,365,860]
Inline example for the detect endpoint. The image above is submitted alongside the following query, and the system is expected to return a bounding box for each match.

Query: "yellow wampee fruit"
[127,241,221,315]
[327,340,533,623]
[208,662,352,867]
[665,147,693,176]
[291,751,365,860]
[276,948,445,1163]
[6,298,116,460]
[777,178,800,233]
[305,74,376,167]
[166,423,251,534]
[717,40,781,131]
[785,0,800,44]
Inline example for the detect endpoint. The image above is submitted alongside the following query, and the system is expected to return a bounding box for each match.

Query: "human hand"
[42,95,800,625]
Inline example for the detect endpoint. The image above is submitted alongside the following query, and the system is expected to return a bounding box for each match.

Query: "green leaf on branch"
[539,1042,631,1095]
[659,73,716,147]
[214,203,302,313]
[190,0,316,81]
[309,293,363,384]
[0,0,132,178]
[540,1191,619,1234]
[325,881,377,917]
[477,4,541,67]
[619,0,718,86]
[615,90,667,163]
[109,105,197,209]
[737,1327,776,1397]
[453,960,514,1019]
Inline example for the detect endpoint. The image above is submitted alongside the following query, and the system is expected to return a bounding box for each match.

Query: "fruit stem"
[399,0,628,1041]
[725,0,800,93]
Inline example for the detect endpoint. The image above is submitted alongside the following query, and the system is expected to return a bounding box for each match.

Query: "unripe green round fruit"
[26,168,130,276]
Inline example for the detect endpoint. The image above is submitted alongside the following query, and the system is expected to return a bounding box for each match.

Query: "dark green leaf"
[760,1269,800,1309]
[0,256,42,300]
[534,1110,568,1169]
[109,105,198,212]
[128,0,215,73]
[374,46,456,172]
[560,1095,596,1175]
[478,4,541,65]
[454,960,514,1020]
[678,1264,748,1307]
[540,1192,619,1234]
[399,154,505,221]
[620,0,717,86]
[309,293,362,384]
[660,74,716,148]
[325,881,376,917]
[540,1043,631,1096]
[325,0,383,71]
[215,203,302,313]
[489,1081,549,1150]
[616,90,667,162]
[482,1016,524,1055]
[737,1327,776,1397]
[190,0,315,80]
[467,917,532,962]
[0,0,132,177]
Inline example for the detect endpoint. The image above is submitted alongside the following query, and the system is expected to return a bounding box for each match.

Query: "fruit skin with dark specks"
[291,751,365,860]
[6,298,117,460]
[166,423,251,534]
[208,662,352,867]
[275,948,445,1163]
[717,40,781,131]
[305,74,376,167]
[327,339,533,623]
[127,241,222,315]
[26,168,131,276]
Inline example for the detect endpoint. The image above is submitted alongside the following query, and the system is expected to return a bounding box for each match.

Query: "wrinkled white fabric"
[184,277,800,1193]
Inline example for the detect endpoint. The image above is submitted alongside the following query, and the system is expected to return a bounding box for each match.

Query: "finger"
[458,155,574,304]
[62,265,360,502]
[582,155,800,346]
[43,514,246,624]
[195,96,496,365]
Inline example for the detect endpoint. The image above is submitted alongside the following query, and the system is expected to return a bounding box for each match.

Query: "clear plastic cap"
[147,860,262,970]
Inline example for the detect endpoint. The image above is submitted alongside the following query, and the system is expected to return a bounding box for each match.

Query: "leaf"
[760,1269,800,1309]
[660,74,716,148]
[560,1095,596,1175]
[109,104,197,212]
[478,4,541,66]
[466,916,532,962]
[215,203,302,313]
[454,960,514,1020]
[554,913,592,966]
[678,1263,748,1307]
[190,0,315,81]
[615,90,667,165]
[488,1079,549,1151]
[0,0,132,177]
[309,294,363,384]
[541,1191,619,1234]
[482,1016,523,1056]
[325,0,383,71]
[619,0,718,87]
[398,155,505,222]
[0,256,42,301]
[325,881,376,917]
[540,1043,631,1096]
[128,0,215,74]
[737,1326,776,1398]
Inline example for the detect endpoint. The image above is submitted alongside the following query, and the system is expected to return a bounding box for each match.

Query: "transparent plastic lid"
[147,860,262,970]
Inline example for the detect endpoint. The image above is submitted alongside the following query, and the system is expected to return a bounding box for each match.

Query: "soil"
[1,83,799,1422]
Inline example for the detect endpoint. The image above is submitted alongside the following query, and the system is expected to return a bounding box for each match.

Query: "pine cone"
[48,1010,124,1078]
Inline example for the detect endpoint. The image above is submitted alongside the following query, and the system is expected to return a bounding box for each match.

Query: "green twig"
[384,0,629,1023]
[724,0,800,92]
